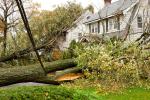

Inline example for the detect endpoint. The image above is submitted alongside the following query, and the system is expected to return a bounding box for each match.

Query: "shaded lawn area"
[0,86,150,100]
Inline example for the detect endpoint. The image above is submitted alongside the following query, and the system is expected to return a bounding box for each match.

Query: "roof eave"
[84,12,123,24]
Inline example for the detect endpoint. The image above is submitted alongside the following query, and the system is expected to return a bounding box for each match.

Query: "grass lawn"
[100,87,150,100]
[0,86,150,100]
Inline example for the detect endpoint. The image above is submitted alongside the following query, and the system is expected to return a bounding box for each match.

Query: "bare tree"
[0,0,32,56]
[0,0,17,55]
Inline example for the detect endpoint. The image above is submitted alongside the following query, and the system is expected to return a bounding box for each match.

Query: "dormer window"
[137,16,142,28]
[87,16,90,20]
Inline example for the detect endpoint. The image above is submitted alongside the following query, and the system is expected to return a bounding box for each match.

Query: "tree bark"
[0,59,77,86]
[3,23,7,55]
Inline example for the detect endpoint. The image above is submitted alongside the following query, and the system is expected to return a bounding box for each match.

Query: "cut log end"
[56,73,83,82]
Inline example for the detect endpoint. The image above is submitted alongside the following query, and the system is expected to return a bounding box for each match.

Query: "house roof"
[84,0,138,24]
[74,10,93,24]
[68,10,92,31]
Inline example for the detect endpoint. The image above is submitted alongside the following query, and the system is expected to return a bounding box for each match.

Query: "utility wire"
[15,0,46,74]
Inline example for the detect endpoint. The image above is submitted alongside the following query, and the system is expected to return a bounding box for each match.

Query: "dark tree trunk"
[3,14,8,56]
[3,27,7,55]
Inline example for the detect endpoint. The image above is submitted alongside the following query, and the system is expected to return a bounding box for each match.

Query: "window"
[106,19,108,32]
[114,18,118,30]
[78,33,82,37]
[89,24,91,33]
[109,19,113,30]
[98,22,100,33]
[78,33,82,40]
[137,16,142,28]
[95,27,98,33]
[114,21,118,29]
[87,16,90,20]
[91,24,95,33]
[89,23,101,33]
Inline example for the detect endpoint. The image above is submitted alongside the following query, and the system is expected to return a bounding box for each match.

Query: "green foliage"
[62,40,83,59]
[0,36,3,43]
[0,86,98,100]
[0,1,83,66]
[75,40,150,85]
[28,2,83,44]
[62,50,73,59]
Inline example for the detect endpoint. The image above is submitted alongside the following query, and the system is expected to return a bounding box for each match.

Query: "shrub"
[62,40,83,59]
[75,41,150,85]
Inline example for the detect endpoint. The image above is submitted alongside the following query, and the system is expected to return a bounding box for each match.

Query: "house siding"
[87,16,122,37]
[123,2,147,42]
[86,0,149,42]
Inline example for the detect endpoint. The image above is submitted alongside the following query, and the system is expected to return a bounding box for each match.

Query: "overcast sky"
[32,0,118,12]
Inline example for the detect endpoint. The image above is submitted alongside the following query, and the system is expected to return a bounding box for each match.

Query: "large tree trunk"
[0,59,78,86]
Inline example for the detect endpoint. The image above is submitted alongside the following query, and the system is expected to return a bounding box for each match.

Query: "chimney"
[104,0,112,6]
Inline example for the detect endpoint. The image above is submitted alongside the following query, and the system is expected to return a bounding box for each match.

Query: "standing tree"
[0,0,34,56]
[0,0,18,55]
[0,1,84,62]
[28,2,83,45]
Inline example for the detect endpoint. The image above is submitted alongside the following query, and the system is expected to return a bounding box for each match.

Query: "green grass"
[0,86,98,100]
[100,87,150,100]
[0,86,150,100]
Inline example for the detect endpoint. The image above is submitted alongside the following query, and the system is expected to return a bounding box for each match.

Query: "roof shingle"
[84,0,138,24]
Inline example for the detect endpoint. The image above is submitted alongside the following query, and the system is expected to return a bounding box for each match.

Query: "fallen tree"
[123,1,140,40]
[136,17,150,44]
[0,38,56,62]
[0,59,79,86]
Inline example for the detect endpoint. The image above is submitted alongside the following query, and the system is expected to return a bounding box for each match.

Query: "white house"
[59,0,149,50]
[59,10,92,50]
[84,0,150,42]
